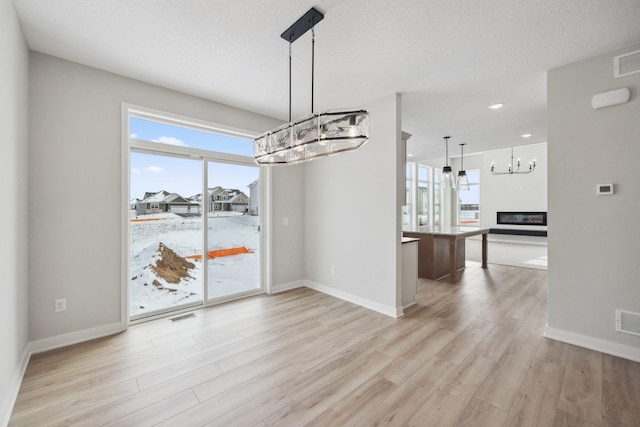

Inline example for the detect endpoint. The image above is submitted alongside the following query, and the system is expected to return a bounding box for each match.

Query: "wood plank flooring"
[9,263,640,426]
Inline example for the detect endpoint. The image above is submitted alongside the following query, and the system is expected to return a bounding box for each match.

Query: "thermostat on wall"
[597,184,614,195]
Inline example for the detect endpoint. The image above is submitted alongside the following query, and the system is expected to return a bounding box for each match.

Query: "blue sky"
[130,118,258,200]
[458,169,480,205]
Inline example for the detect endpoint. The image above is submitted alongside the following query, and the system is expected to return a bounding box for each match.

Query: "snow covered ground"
[129,212,260,317]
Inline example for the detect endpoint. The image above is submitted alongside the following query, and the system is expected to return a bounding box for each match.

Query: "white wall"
[0,0,29,423]
[28,53,302,341]
[547,44,640,359]
[271,164,305,288]
[480,144,547,231]
[304,94,402,316]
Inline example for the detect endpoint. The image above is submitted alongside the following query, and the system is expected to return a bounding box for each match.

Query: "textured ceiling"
[13,0,640,160]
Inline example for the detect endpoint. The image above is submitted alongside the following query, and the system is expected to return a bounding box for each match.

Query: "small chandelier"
[491,147,536,175]
[442,136,456,190]
[253,8,370,165]
[457,143,469,190]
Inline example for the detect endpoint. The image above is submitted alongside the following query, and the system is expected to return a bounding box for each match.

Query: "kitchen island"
[403,226,489,283]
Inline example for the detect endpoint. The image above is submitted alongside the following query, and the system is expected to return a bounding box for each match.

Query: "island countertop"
[403,226,489,283]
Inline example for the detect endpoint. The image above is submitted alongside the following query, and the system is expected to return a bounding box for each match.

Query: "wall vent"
[614,49,640,78]
[615,309,640,337]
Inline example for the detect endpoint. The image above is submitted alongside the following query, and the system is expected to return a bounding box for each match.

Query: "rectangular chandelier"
[254,109,369,164]
[253,7,370,165]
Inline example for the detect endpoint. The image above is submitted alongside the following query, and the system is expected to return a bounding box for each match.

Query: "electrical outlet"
[55,298,67,313]
[331,265,336,275]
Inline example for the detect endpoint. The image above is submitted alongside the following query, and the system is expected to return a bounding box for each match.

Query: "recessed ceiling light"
[407,154,414,157]
[488,103,504,109]
[521,133,532,138]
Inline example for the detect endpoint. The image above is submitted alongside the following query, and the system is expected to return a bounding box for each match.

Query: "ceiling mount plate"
[281,7,324,43]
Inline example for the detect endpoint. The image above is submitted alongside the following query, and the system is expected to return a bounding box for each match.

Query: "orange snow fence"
[130,218,167,222]
[185,246,254,261]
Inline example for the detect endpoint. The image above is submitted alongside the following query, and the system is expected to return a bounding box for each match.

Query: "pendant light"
[442,136,456,190]
[253,8,370,165]
[457,143,469,191]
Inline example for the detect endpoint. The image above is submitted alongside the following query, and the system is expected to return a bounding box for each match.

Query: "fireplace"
[497,211,547,226]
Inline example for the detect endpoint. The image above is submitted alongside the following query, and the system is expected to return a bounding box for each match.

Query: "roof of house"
[138,190,197,205]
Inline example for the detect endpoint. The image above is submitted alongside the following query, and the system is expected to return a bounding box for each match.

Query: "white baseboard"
[29,322,124,355]
[269,280,305,294]
[403,301,416,310]
[544,326,640,362]
[304,280,400,318]
[0,344,30,427]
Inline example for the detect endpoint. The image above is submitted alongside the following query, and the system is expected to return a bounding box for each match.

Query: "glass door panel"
[434,169,442,226]
[207,161,260,299]
[458,169,480,225]
[129,151,203,319]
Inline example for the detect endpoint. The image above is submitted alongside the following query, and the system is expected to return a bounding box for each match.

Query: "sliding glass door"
[126,108,264,321]
[129,151,203,319]
[207,161,261,300]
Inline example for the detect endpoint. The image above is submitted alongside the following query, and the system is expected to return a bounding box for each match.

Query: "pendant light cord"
[445,137,450,166]
[288,41,292,122]
[311,26,315,114]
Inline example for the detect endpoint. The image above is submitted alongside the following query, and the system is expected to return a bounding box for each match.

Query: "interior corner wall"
[0,0,29,422]
[547,44,640,358]
[304,93,401,315]
[271,163,305,288]
[28,52,293,342]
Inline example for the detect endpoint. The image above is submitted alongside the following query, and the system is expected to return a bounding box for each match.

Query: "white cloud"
[144,166,164,174]
[130,133,138,139]
[131,168,141,174]
[152,136,188,147]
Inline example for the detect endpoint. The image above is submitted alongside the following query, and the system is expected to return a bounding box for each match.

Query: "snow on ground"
[129,212,260,317]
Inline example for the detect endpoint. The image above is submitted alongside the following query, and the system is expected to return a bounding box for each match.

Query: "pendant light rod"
[311,26,315,114]
[460,143,465,170]
[444,136,451,165]
[288,42,292,122]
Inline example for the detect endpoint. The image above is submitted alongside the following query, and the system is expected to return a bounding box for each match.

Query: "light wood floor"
[10,263,640,426]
